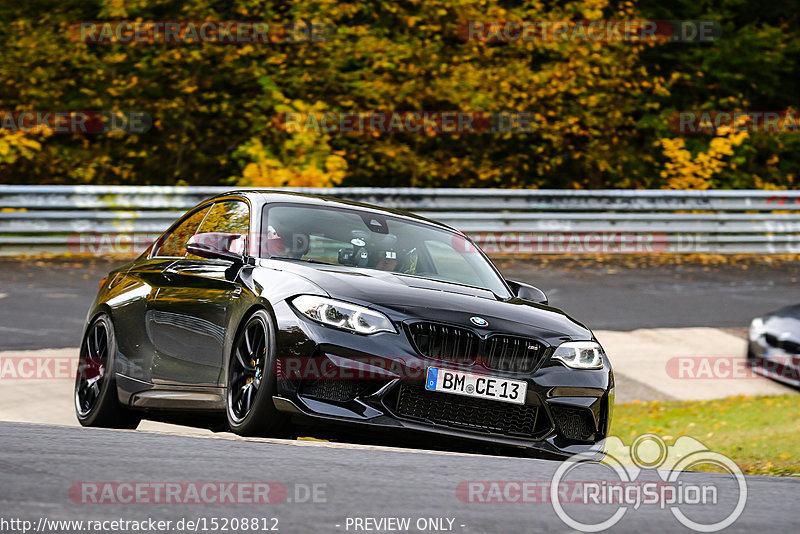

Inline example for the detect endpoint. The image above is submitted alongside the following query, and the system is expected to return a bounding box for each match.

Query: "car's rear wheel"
[74,314,141,429]
[226,309,288,436]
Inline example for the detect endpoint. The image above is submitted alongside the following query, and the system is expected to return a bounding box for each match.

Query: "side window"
[196,200,250,236]
[186,200,250,259]
[153,206,211,257]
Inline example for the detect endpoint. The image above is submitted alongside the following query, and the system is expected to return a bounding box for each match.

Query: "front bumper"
[747,336,800,387]
[271,300,614,460]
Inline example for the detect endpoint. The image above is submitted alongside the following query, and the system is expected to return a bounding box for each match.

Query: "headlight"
[748,317,765,341]
[552,341,605,370]
[291,295,396,335]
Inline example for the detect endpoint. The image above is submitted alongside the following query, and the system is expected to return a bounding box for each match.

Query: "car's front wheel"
[74,314,141,429]
[226,309,289,436]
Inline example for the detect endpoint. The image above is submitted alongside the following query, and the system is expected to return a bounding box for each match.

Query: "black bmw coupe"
[75,191,614,459]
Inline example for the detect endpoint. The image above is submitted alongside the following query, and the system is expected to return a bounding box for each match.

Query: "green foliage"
[0,0,798,188]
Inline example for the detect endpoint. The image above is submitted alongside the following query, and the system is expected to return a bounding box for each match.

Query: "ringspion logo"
[551,434,746,532]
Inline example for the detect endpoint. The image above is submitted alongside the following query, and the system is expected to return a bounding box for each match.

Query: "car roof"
[209,190,462,234]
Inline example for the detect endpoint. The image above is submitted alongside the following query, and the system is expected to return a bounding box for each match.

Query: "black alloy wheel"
[74,314,140,429]
[226,309,288,436]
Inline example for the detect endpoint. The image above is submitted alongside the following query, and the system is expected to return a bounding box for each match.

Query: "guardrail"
[1,185,799,255]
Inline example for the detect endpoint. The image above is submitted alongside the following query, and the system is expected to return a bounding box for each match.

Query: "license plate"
[425,367,527,405]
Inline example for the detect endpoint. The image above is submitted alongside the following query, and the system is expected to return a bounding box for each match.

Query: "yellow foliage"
[240,157,347,188]
[0,131,43,165]
[233,98,348,188]
[235,138,346,189]
[659,125,749,189]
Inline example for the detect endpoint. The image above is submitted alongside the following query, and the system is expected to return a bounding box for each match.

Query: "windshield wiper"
[269,256,335,266]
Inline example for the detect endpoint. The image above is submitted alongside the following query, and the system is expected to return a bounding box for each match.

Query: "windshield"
[261,203,510,297]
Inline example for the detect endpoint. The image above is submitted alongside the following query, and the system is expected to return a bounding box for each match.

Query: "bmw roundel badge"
[470,316,489,327]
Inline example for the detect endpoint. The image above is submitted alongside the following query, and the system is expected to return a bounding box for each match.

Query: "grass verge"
[611,394,800,477]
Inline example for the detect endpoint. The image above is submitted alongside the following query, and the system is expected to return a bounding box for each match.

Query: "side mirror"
[186,232,246,262]
[506,280,548,305]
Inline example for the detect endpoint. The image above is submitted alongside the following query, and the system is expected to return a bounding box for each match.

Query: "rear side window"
[196,200,250,235]
[153,206,211,257]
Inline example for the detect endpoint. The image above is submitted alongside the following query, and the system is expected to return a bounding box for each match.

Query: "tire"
[746,346,760,368]
[74,314,141,429]
[226,309,289,436]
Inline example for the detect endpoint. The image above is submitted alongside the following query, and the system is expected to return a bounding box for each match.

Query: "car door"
[146,199,250,387]
[113,204,213,383]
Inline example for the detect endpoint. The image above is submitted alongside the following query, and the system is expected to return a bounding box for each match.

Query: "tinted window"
[153,206,211,257]
[424,240,484,288]
[306,235,350,264]
[196,200,249,235]
[263,204,510,297]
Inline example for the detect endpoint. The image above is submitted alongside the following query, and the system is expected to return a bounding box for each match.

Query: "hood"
[767,304,800,319]
[764,304,800,342]
[262,260,592,342]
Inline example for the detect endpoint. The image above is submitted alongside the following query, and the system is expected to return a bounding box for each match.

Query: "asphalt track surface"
[1,257,799,350]
[1,258,798,533]
[2,422,797,533]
